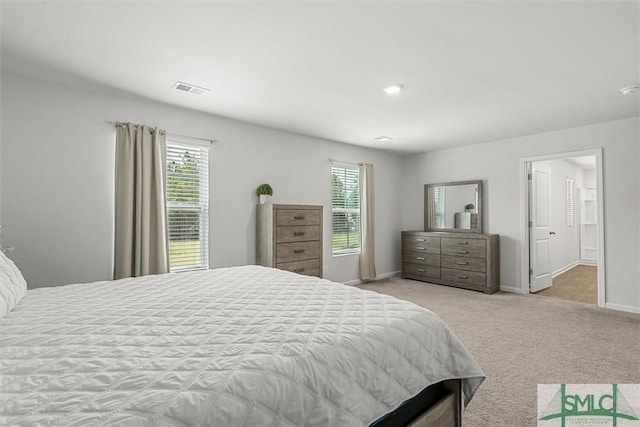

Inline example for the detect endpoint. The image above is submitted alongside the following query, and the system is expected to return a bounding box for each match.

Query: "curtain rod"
[106,121,217,144]
[329,158,363,166]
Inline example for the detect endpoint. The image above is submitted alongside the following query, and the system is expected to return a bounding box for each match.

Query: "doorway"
[519,149,605,307]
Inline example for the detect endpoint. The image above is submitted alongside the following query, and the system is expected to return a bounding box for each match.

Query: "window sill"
[332,251,360,258]
[170,266,209,273]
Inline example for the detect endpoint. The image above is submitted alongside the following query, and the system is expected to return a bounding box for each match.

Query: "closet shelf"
[579,188,597,262]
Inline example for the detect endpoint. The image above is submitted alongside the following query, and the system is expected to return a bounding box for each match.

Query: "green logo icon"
[539,384,639,427]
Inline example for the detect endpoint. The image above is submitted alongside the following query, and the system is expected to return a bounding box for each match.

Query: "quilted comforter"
[0,265,484,426]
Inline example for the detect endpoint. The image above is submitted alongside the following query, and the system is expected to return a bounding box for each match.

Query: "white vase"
[259,195,272,204]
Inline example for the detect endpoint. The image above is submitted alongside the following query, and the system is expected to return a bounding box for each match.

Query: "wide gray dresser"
[401,231,500,294]
[257,204,323,278]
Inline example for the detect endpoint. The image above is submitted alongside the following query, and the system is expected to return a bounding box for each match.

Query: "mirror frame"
[424,179,483,233]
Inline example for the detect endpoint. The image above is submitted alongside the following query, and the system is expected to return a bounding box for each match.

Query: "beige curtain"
[360,163,376,281]
[113,123,169,279]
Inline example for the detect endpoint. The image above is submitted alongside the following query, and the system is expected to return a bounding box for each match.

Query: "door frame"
[519,148,605,307]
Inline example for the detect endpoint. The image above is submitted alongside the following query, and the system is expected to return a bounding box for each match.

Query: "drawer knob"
[456,261,469,265]
[457,275,468,279]
[416,246,426,250]
[457,250,469,254]
[457,242,469,245]
[417,269,426,273]
[294,249,305,254]
[294,231,305,236]
[294,268,305,273]
[416,238,426,242]
[416,256,426,261]
[294,215,305,220]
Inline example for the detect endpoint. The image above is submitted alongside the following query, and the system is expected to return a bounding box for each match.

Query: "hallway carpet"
[357,277,640,427]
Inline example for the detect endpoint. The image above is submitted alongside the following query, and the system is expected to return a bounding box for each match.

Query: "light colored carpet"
[357,277,640,427]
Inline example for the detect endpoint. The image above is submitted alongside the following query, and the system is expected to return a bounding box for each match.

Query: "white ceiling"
[2,1,638,154]
[566,155,597,169]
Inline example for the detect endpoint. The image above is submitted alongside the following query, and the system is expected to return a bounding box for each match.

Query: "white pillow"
[0,250,27,318]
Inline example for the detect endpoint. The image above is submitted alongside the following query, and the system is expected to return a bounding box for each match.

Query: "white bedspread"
[0,265,484,426]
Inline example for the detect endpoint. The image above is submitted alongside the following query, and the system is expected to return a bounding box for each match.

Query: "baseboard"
[578,260,597,266]
[343,270,401,286]
[500,285,527,294]
[552,261,580,278]
[605,303,640,314]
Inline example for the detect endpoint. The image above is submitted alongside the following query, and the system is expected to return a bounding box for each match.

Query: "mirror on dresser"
[424,180,482,233]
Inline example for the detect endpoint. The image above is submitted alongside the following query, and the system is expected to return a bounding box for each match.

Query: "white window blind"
[566,177,574,228]
[433,185,445,229]
[331,164,361,255]
[166,142,209,271]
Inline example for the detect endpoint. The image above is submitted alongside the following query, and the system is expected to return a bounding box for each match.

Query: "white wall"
[402,117,640,311]
[1,71,404,288]
[583,168,597,188]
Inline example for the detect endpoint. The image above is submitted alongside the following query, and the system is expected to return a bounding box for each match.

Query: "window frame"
[331,163,361,256]
[166,140,210,272]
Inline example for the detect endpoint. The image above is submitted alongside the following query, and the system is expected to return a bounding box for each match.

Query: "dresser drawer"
[277,259,321,277]
[400,231,499,294]
[441,255,486,273]
[276,209,321,226]
[258,204,323,278]
[402,235,440,254]
[403,263,440,279]
[441,268,486,287]
[403,251,440,266]
[276,225,320,243]
[276,241,320,263]
[441,237,486,258]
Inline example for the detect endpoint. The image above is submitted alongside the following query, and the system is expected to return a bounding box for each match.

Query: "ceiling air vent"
[172,81,209,95]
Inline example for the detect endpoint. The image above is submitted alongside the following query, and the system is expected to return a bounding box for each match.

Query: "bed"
[0,254,484,426]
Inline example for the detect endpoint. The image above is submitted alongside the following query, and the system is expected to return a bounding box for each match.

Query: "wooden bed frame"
[371,379,463,427]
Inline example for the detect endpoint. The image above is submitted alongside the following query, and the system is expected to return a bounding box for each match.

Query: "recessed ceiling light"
[620,85,640,95]
[375,136,393,142]
[172,81,209,95]
[383,84,403,95]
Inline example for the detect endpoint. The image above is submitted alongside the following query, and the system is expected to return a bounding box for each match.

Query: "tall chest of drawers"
[257,204,323,278]
[401,231,500,294]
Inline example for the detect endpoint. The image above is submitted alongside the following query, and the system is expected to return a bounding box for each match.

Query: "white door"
[530,163,552,292]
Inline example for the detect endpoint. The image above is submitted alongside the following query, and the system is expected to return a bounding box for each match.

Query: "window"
[433,185,445,228]
[166,142,209,271]
[566,177,574,228]
[331,163,360,255]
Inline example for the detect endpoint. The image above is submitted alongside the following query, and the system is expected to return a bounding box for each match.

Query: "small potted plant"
[465,203,475,213]
[256,183,273,204]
